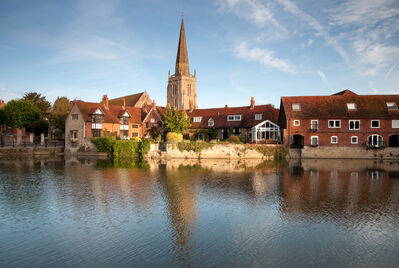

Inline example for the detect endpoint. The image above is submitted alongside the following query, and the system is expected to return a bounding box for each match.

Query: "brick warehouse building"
[278,89,399,148]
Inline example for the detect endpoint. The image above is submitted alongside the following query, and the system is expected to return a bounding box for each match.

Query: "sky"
[1,0,399,108]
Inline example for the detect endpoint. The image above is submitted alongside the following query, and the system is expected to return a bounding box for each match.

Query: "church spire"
[175,16,189,76]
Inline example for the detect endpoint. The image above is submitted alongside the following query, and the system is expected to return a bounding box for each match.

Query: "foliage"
[192,128,218,140]
[163,106,191,133]
[148,127,161,140]
[177,141,214,152]
[0,109,5,125]
[23,92,51,117]
[91,136,150,160]
[3,100,41,128]
[133,136,142,142]
[49,96,72,133]
[228,128,234,137]
[253,146,288,160]
[113,140,138,159]
[91,136,116,155]
[228,135,241,144]
[166,132,183,143]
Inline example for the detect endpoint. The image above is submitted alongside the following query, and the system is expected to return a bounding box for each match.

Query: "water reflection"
[0,157,399,267]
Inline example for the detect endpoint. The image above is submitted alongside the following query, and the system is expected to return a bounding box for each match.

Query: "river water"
[0,157,399,267]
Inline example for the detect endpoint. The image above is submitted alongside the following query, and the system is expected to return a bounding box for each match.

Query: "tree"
[23,92,51,117]
[163,106,191,133]
[49,96,72,133]
[3,100,41,129]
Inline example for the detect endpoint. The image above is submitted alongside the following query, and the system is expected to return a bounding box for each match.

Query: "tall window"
[311,120,318,130]
[349,120,360,130]
[187,84,191,96]
[311,136,318,146]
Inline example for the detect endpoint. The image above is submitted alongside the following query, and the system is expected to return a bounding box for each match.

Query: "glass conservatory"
[251,120,280,143]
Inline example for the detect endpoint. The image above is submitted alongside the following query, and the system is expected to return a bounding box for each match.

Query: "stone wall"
[298,146,399,160]
[147,143,284,160]
[0,147,64,158]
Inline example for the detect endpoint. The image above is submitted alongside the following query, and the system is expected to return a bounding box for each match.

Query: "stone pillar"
[40,133,45,145]
[16,129,22,146]
[29,133,34,144]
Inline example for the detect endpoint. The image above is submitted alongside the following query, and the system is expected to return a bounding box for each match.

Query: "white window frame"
[293,120,300,126]
[331,136,338,144]
[311,120,318,130]
[292,104,301,111]
[310,136,318,146]
[255,114,262,120]
[349,120,360,130]
[150,118,155,123]
[208,118,214,127]
[392,120,399,128]
[371,120,380,128]
[193,116,202,123]
[347,103,356,110]
[227,115,242,121]
[351,136,358,144]
[328,120,341,128]
[387,102,398,110]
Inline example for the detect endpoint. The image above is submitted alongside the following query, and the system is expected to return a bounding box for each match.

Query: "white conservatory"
[251,120,280,143]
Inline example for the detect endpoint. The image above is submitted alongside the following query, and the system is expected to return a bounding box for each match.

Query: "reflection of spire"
[160,167,198,266]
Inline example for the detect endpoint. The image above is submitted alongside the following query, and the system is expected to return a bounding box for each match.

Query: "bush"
[228,135,241,144]
[177,141,214,152]
[113,140,138,159]
[167,132,183,144]
[91,136,116,155]
[132,136,141,142]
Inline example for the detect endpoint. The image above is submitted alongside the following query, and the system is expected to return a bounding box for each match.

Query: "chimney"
[122,97,126,108]
[225,104,228,108]
[189,100,194,112]
[152,99,156,109]
[102,94,109,109]
[250,96,255,109]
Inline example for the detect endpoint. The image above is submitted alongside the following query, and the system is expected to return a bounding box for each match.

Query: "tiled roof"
[141,103,166,122]
[187,105,279,129]
[76,101,142,124]
[109,92,144,106]
[281,90,399,119]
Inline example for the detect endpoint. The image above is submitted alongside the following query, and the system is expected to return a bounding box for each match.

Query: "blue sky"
[1,0,399,108]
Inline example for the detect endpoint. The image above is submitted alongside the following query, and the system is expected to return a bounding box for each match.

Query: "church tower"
[167,16,197,110]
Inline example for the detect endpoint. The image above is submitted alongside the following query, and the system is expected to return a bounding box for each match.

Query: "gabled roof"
[281,90,399,119]
[187,105,279,129]
[109,92,144,107]
[141,103,166,123]
[76,101,142,124]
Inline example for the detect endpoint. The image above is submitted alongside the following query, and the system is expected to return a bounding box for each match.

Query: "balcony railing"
[91,123,102,129]
[120,125,129,130]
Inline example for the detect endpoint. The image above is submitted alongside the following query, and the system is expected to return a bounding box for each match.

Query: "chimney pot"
[152,99,156,109]
[225,104,228,108]
[122,97,126,107]
[250,96,255,109]
[102,94,109,109]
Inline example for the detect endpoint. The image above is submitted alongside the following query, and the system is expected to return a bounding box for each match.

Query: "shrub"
[91,136,116,155]
[113,140,138,159]
[228,135,241,144]
[167,132,183,144]
[177,141,214,152]
[133,136,141,142]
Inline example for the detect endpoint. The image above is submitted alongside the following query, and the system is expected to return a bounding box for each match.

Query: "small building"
[141,101,165,139]
[65,95,143,153]
[278,89,399,148]
[187,97,280,143]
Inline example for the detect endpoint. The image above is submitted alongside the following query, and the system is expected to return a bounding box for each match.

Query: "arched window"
[208,118,214,127]
[368,134,383,148]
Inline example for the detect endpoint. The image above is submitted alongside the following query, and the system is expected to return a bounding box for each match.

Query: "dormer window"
[387,102,398,110]
[193,116,202,122]
[347,103,356,110]
[227,115,241,121]
[120,117,129,125]
[255,114,262,120]
[292,104,300,111]
[208,118,214,127]
[91,115,102,124]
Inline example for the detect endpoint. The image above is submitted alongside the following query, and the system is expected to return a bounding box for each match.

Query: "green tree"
[22,92,51,117]
[163,106,191,133]
[3,100,41,129]
[49,96,72,133]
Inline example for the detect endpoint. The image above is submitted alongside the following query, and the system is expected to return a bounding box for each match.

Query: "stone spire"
[175,16,189,76]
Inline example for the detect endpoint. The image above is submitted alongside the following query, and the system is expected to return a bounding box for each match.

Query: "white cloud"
[385,64,397,79]
[235,42,297,74]
[317,70,327,82]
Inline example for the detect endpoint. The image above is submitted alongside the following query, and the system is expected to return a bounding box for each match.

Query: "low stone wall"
[0,147,64,158]
[299,146,399,160]
[64,138,97,155]
[147,143,284,160]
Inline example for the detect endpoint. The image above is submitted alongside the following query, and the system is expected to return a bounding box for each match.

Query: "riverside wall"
[0,147,64,158]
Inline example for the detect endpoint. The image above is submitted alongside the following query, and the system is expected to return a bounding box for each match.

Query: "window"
[92,115,102,123]
[193,116,202,122]
[208,118,214,127]
[311,120,318,130]
[293,120,300,126]
[328,120,341,128]
[311,136,318,146]
[349,120,360,130]
[371,120,380,128]
[145,123,149,128]
[392,120,399,128]
[132,124,138,128]
[120,117,129,125]
[71,114,78,120]
[92,129,101,137]
[331,136,338,144]
[227,115,242,121]
[368,134,383,148]
[150,118,155,123]
[255,114,262,120]
[187,84,191,96]
[292,104,300,111]
[131,132,138,137]
[347,103,356,110]
[387,102,398,110]
[158,122,162,127]
[351,136,358,144]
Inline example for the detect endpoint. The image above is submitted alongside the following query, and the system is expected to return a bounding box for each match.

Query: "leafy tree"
[3,100,41,129]
[49,96,72,133]
[23,92,51,117]
[163,106,191,134]
[0,109,5,125]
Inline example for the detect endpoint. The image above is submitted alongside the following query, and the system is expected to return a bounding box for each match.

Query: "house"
[141,101,165,139]
[278,89,399,148]
[65,95,143,153]
[187,97,280,143]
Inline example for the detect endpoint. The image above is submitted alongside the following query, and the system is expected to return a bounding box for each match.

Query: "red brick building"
[187,97,280,143]
[278,90,399,148]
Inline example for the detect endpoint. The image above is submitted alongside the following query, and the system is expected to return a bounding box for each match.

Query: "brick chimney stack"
[152,99,156,109]
[0,100,4,109]
[102,94,109,109]
[122,97,126,108]
[189,100,194,112]
[250,96,255,109]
